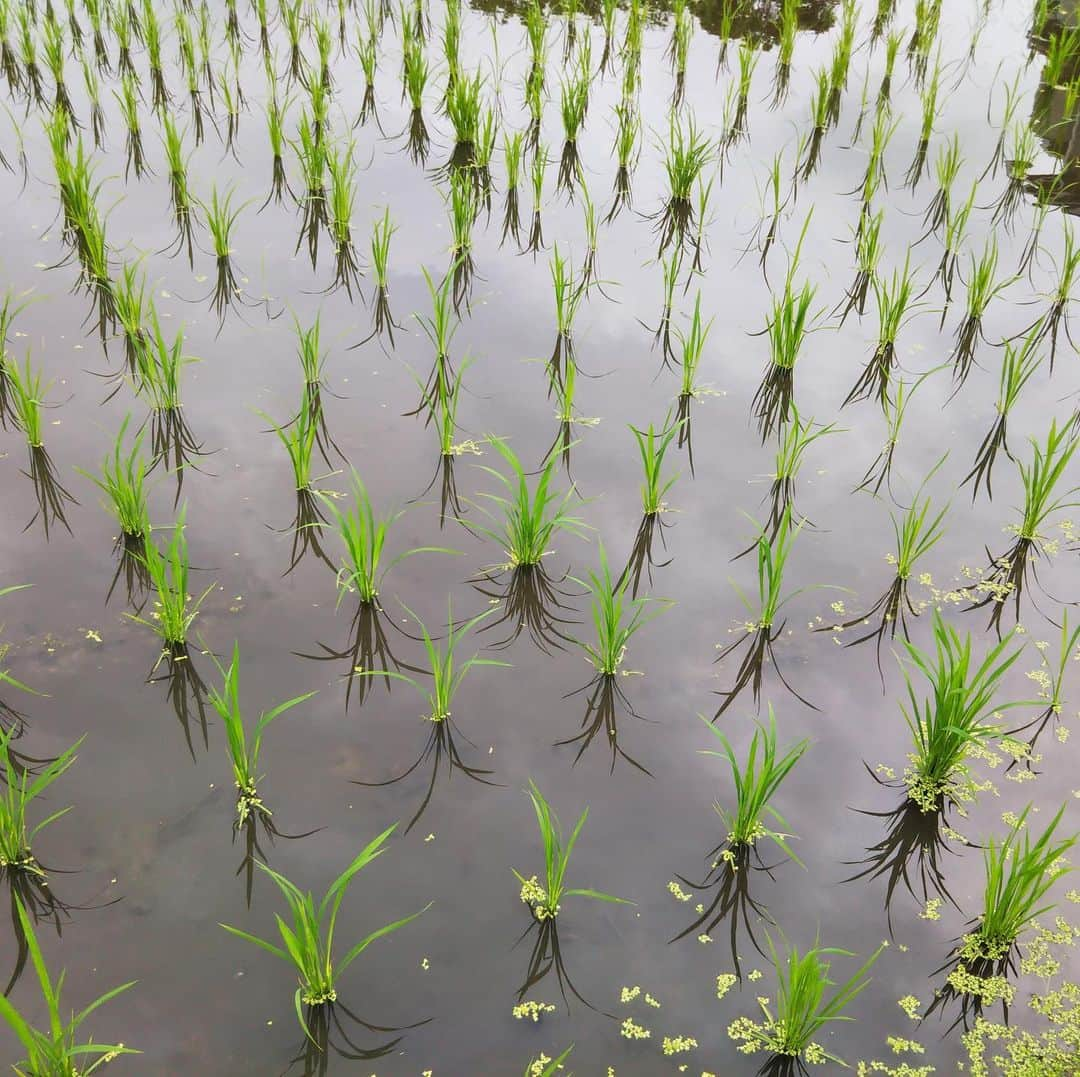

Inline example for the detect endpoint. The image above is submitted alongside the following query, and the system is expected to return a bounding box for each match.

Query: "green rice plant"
[281,0,304,75]
[951,237,1014,386]
[207,643,316,829]
[41,11,75,122]
[442,0,461,82]
[906,53,943,185]
[828,0,857,103]
[524,0,547,70]
[1011,612,1080,749]
[769,406,839,528]
[631,414,683,515]
[416,356,473,457]
[16,4,42,103]
[1014,419,1079,545]
[403,34,428,112]
[727,935,884,1066]
[514,780,629,921]
[608,103,640,219]
[161,114,193,228]
[899,611,1025,813]
[134,303,189,414]
[0,727,81,879]
[965,804,1076,962]
[845,250,920,407]
[697,706,808,863]
[734,505,802,633]
[359,600,506,721]
[984,69,1025,179]
[572,543,670,676]
[924,133,963,233]
[115,71,146,178]
[878,29,901,107]
[994,122,1037,229]
[294,314,328,391]
[472,437,587,568]
[657,115,712,251]
[321,471,449,605]
[0,898,137,1072]
[77,414,152,539]
[835,208,883,324]
[2,350,47,448]
[81,57,105,148]
[501,129,524,243]
[200,184,246,263]
[963,326,1043,500]
[799,67,832,179]
[937,181,977,303]
[220,828,428,1038]
[676,291,712,399]
[1028,220,1080,369]
[860,106,898,207]
[557,71,588,191]
[447,168,479,260]
[670,0,693,88]
[730,36,759,138]
[370,207,394,289]
[141,0,167,111]
[126,507,213,649]
[446,68,483,152]
[261,389,322,492]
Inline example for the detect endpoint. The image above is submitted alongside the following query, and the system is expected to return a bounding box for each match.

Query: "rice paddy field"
[2,0,1080,1073]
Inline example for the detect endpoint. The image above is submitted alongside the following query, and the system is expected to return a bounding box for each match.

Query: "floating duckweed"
[661,1034,697,1055]
[513,1000,556,1021]
[620,1017,650,1040]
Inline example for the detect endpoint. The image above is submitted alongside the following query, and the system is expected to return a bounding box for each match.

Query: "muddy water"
[0,0,1078,1073]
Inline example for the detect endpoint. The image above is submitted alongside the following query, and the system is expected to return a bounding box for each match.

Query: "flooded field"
[0,0,1079,1073]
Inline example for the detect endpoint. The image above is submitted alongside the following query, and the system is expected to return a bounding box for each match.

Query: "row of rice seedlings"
[220,826,428,1040]
[207,643,316,830]
[515,780,628,922]
[844,251,920,408]
[962,325,1043,500]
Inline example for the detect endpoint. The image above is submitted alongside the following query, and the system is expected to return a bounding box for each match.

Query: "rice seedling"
[946,804,1075,992]
[140,0,168,113]
[698,706,809,864]
[125,507,213,653]
[3,349,46,450]
[726,934,884,1067]
[983,69,1024,180]
[15,5,42,105]
[260,386,330,495]
[0,0,19,96]
[799,67,831,180]
[0,898,137,1072]
[326,142,362,297]
[446,68,483,165]
[471,437,587,568]
[669,0,693,106]
[858,106,898,211]
[77,415,152,541]
[993,122,1037,230]
[923,134,964,235]
[176,15,205,143]
[763,405,839,539]
[640,249,681,367]
[527,143,548,254]
[676,290,712,401]
[950,237,1015,387]
[0,287,31,426]
[834,207,883,325]
[1007,612,1080,755]
[263,92,290,206]
[905,53,943,188]
[936,181,977,309]
[293,110,329,268]
[844,251,920,408]
[199,184,248,321]
[514,780,630,922]
[357,207,399,346]
[962,326,1043,501]
[1024,221,1080,370]
[281,0,305,79]
[655,115,712,253]
[207,643,316,830]
[403,36,430,163]
[753,226,816,439]
[715,506,815,716]
[446,171,479,312]
[501,129,524,246]
[221,828,428,1040]
[877,29,902,110]
[607,103,640,221]
[442,0,462,86]
[631,414,683,517]
[41,12,75,127]
[964,419,1079,634]
[217,46,244,155]
[729,36,759,144]
[771,0,799,106]
[908,0,942,82]
[115,72,146,180]
[0,727,81,883]
[557,72,588,194]
[899,611,1024,813]
[571,543,669,678]
[714,0,743,70]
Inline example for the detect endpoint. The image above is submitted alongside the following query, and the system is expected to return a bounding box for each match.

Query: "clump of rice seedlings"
[126,506,213,653]
[403,35,430,164]
[161,114,194,260]
[417,355,476,462]
[905,53,943,188]
[715,506,814,716]
[727,934,884,1067]
[835,207,883,325]
[993,123,1037,230]
[524,58,545,152]
[446,172,479,313]
[898,611,1024,813]
[176,15,205,144]
[631,413,682,516]
[77,414,152,543]
[923,134,963,235]
[983,69,1024,181]
[140,0,168,113]
[357,208,398,346]
[15,5,42,105]
[728,36,759,145]
[442,0,462,87]
[293,110,328,269]
[607,103,640,222]
[845,251,920,408]
[473,107,498,206]
[264,92,289,206]
[1024,221,1080,370]
[207,643,316,831]
[907,0,942,82]
[0,727,81,885]
[770,0,799,106]
[199,184,248,322]
[753,226,816,439]
[326,143,361,298]
[655,115,713,254]
[877,29,902,110]
[858,107,898,213]
[41,13,75,127]
[0,287,31,426]
[873,0,895,38]
[762,405,839,540]
[572,543,669,678]
[324,470,453,608]
[281,0,305,80]
[820,469,948,679]
[546,244,585,384]
[2,349,76,536]
[524,0,548,76]
[501,130,524,246]
[962,326,1043,500]
[799,67,832,181]
[950,237,1014,387]
[107,264,150,385]
[80,57,105,150]
[514,780,630,922]
[446,67,483,167]
[578,184,606,294]
[472,437,587,568]
[527,144,548,255]
[698,706,809,865]
[217,45,245,155]
[558,72,588,194]
[411,267,461,423]
[965,419,1079,634]
[115,72,146,180]
[221,829,428,1041]
[749,150,789,270]
[0,899,137,1072]
[675,289,712,402]
[641,250,682,367]
[936,181,977,310]
[0,0,19,96]
[669,0,693,107]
